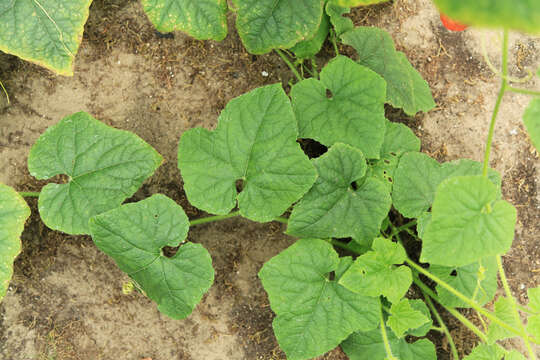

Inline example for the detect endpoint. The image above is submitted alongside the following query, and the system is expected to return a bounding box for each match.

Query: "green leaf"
[89,194,214,319]
[523,98,540,152]
[387,299,430,338]
[178,84,317,222]
[527,315,540,343]
[259,239,380,360]
[141,0,228,40]
[486,297,521,343]
[0,0,93,75]
[326,3,353,37]
[432,0,540,34]
[333,0,390,6]
[407,299,433,337]
[0,184,31,300]
[392,152,501,218]
[416,212,431,239]
[291,55,387,159]
[463,344,506,360]
[341,328,436,360]
[290,13,330,59]
[429,257,498,308]
[339,237,411,303]
[421,176,516,267]
[28,112,163,235]
[287,144,391,242]
[505,350,527,360]
[528,287,540,313]
[233,0,324,54]
[341,27,435,116]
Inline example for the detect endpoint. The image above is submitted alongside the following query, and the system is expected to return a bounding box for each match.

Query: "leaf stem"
[329,239,361,254]
[507,86,540,96]
[19,191,40,198]
[330,29,340,57]
[275,49,303,82]
[0,79,9,105]
[379,300,397,360]
[423,294,459,359]
[189,211,241,226]
[389,220,417,238]
[273,216,289,224]
[311,57,319,79]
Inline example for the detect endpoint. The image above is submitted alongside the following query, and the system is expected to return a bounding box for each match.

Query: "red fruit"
[440,13,468,31]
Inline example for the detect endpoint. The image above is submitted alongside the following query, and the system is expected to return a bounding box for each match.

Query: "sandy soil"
[0,0,538,359]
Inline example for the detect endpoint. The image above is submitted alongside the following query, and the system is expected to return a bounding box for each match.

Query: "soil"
[0,0,538,359]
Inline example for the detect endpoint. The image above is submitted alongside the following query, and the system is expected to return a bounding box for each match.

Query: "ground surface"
[0,0,538,359]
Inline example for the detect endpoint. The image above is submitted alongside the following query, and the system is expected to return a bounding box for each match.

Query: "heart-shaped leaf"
[89,194,214,319]
[387,299,430,338]
[141,0,228,40]
[0,0,93,75]
[0,184,31,300]
[523,98,540,152]
[291,56,387,159]
[341,27,435,116]
[421,176,516,267]
[407,299,433,337]
[259,239,380,360]
[28,112,163,235]
[287,144,391,242]
[178,84,317,222]
[233,0,324,54]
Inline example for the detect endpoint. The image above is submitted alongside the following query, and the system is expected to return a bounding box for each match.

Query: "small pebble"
[261,70,269,77]
[509,129,518,135]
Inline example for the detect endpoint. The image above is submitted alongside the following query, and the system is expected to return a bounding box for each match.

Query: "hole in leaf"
[297,138,328,159]
[384,159,391,164]
[162,245,179,258]
[154,214,158,218]
[326,89,333,99]
[388,177,393,183]
[236,179,245,192]
[450,269,458,277]
[328,271,336,281]
[350,181,359,191]
[390,152,397,156]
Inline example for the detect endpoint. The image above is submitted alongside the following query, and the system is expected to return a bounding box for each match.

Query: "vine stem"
[189,211,240,226]
[507,86,540,96]
[275,49,303,82]
[379,300,397,360]
[423,293,459,359]
[19,191,40,198]
[0,79,9,105]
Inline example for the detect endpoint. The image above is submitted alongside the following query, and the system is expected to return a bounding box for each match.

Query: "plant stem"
[507,86,540,96]
[496,255,537,360]
[379,300,397,360]
[19,191,40,198]
[329,239,361,254]
[311,58,319,79]
[273,216,289,224]
[423,294,459,359]
[330,29,340,56]
[0,79,9,105]
[275,49,303,82]
[189,211,240,226]
[482,29,509,177]
[389,219,417,238]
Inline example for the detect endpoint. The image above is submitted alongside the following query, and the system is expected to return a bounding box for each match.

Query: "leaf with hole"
[28,112,163,235]
[339,237,411,303]
[178,84,317,222]
[523,98,540,152]
[0,0,93,75]
[141,0,228,40]
[287,144,391,243]
[421,176,516,267]
[387,299,430,338]
[89,194,214,319]
[291,55,387,159]
[0,184,31,301]
[341,27,435,116]
[259,239,380,360]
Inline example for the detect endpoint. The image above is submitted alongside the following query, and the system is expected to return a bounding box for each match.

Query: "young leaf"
[463,344,506,360]
[233,0,324,54]
[141,0,228,40]
[178,84,317,222]
[407,299,433,337]
[0,184,31,300]
[528,287,540,313]
[387,299,430,338]
[326,3,354,37]
[290,13,330,59]
[432,0,540,34]
[429,257,498,308]
[28,112,163,235]
[291,55,387,159]
[287,144,391,242]
[523,98,540,152]
[341,27,435,116]
[89,194,214,319]
[421,176,516,267]
[339,237,411,303]
[0,0,93,75]
[341,328,437,360]
[486,297,521,343]
[259,239,380,360]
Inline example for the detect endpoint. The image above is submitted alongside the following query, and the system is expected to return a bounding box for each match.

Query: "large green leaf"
[339,237,411,303]
[0,184,31,300]
[141,0,228,40]
[0,0,93,75]
[341,327,436,360]
[421,176,516,267]
[287,144,391,242]
[463,344,506,360]
[432,0,540,34]
[291,55,387,159]
[486,297,521,343]
[28,112,163,235]
[392,152,501,218]
[387,299,430,338]
[290,12,330,59]
[89,194,214,319]
[341,27,435,116]
[259,239,380,360]
[178,84,317,222]
[523,98,540,152]
[429,257,498,308]
[233,0,324,54]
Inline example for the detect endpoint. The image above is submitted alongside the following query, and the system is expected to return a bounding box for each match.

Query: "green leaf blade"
[290,13,330,59]
[28,112,163,235]
[487,297,521,343]
[463,344,506,360]
[523,98,540,152]
[387,299,430,338]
